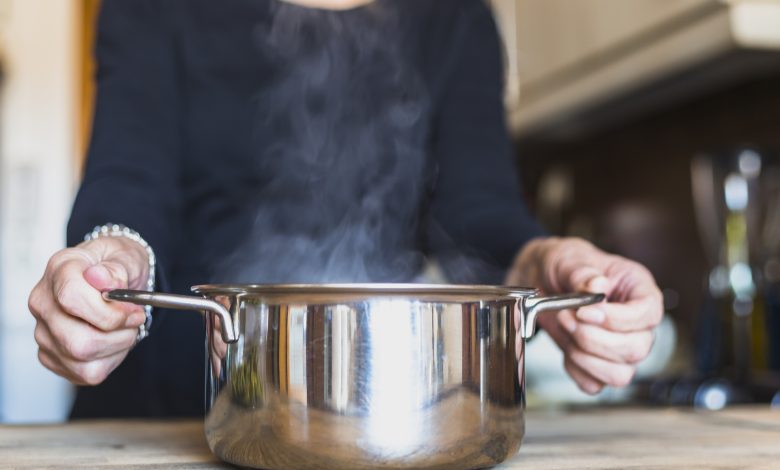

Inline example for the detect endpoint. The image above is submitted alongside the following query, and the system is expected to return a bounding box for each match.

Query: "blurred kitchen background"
[1,0,779,422]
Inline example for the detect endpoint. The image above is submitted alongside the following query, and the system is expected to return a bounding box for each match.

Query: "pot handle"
[103,289,239,343]
[520,293,605,339]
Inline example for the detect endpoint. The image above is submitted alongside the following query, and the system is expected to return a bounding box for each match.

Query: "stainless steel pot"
[107,284,603,470]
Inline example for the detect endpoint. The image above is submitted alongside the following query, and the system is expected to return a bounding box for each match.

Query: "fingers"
[536,310,574,352]
[50,259,145,332]
[567,266,610,294]
[524,236,662,394]
[539,238,662,324]
[566,343,636,388]
[556,309,638,387]
[39,346,130,386]
[558,310,655,364]
[575,294,663,332]
[564,357,604,395]
[66,352,131,386]
[83,262,129,292]
[38,348,71,382]
[44,311,139,361]
[565,257,663,332]
[29,243,150,387]
[582,274,611,295]
[80,236,150,289]
[538,310,648,394]
[34,317,137,385]
[537,311,607,394]
[542,238,604,293]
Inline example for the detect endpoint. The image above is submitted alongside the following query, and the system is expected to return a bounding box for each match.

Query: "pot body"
[106,284,603,470]
[203,292,524,470]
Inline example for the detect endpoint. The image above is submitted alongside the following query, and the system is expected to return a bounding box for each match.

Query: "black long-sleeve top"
[67,0,543,418]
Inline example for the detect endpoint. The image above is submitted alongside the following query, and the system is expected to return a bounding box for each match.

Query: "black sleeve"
[67,0,182,282]
[427,1,545,283]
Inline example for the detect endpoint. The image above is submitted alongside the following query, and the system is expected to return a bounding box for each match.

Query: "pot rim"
[191,283,538,298]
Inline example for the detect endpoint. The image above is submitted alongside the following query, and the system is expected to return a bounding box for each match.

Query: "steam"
[217,2,432,284]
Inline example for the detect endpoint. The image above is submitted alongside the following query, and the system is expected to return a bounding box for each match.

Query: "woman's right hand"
[28,237,151,385]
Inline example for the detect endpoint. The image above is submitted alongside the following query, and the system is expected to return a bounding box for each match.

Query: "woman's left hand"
[506,237,664,394]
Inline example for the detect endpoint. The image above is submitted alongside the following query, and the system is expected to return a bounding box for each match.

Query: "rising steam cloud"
[217,2,433,284]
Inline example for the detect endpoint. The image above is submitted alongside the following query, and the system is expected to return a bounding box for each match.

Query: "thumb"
[83,261,130,292]
[582,273,611,294]
[563,265,610,294]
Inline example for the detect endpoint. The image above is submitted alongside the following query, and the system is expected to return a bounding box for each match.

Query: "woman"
[28,0,662,418]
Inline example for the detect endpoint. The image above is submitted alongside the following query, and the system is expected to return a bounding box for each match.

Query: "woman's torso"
[71,0,492,419]
[170,0,473,285]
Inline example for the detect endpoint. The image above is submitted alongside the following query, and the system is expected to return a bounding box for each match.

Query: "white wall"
[0,0,78,423]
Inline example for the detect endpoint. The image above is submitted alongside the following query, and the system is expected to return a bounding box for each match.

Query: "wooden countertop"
[1,407,778,469]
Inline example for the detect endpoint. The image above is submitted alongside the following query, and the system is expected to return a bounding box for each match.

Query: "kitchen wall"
[0,0,79,422]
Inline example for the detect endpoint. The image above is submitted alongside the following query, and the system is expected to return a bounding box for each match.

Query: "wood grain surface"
[1,407,778,469]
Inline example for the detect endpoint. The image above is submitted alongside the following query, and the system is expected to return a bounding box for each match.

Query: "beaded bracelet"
[84,224,156,342]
